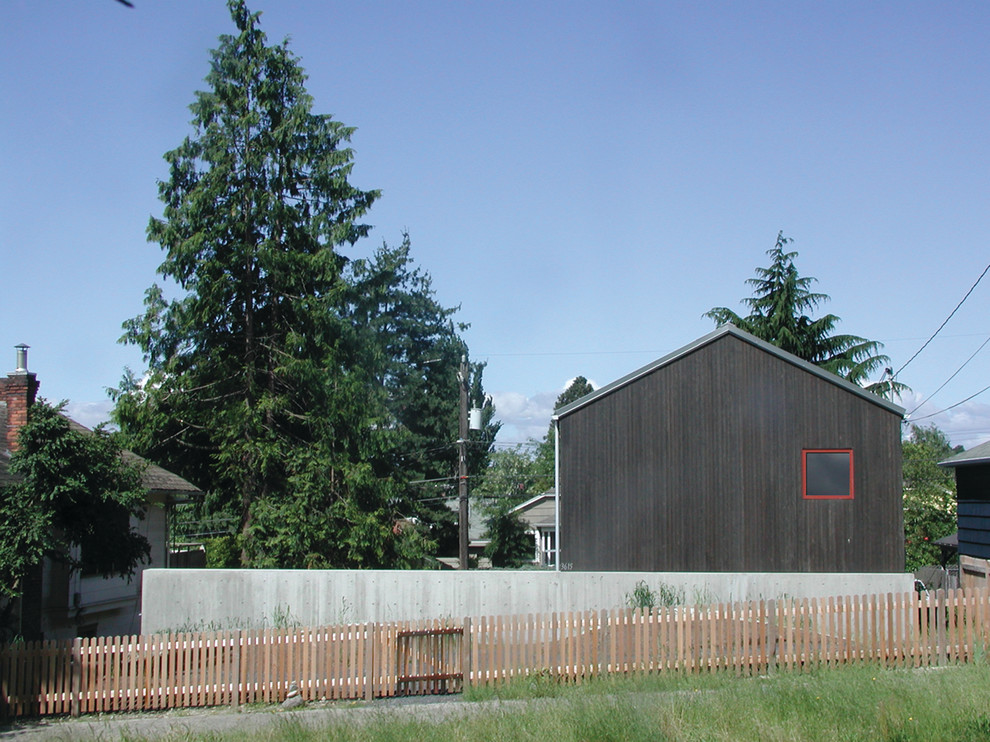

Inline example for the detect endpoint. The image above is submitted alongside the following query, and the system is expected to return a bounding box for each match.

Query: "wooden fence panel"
[4,588,990,720]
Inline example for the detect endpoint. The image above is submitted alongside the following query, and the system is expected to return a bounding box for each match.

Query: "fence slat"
[5,586,990,721]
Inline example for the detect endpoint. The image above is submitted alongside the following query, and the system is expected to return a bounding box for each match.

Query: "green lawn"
[61,662,990,741]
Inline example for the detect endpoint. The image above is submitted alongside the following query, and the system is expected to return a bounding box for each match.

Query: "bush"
[204,534,241,568]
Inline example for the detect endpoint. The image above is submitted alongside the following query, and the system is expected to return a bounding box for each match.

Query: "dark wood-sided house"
[939,440,990,589]
[553,324,905,573]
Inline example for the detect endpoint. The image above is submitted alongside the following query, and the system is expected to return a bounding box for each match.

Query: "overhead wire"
[907,382,990,423]
[894,262,990,379]
[906,335,990,416]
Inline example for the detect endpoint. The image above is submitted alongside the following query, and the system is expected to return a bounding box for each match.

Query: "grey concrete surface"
[141,569,914,633]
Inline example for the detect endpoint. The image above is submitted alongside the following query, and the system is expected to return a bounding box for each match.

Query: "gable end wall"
[559,335,903,572]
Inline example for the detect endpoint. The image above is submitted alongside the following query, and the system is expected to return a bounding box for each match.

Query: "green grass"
[47,662,990,742]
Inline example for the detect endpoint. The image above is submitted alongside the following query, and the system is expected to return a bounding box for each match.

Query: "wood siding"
[559,333,903,572]
[956,465,990,560]
[517,498,556,528]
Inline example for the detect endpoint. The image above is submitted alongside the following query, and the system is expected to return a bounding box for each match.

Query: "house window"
[803,449,854,499]
[80,505,132,576]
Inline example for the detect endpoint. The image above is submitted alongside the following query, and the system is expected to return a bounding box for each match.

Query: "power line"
[906,335,990,416]
[894,262,990,378]
[908,382,990,423]
[476,349,669,358]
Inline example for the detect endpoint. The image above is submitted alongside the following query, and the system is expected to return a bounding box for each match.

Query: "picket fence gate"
[2,588,989,719]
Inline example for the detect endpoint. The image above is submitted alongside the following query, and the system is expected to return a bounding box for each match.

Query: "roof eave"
[939,440,990,468]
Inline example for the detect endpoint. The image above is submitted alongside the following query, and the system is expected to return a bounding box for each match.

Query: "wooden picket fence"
[2,588,989,719]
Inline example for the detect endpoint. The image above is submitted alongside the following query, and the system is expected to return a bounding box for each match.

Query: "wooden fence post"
[365,623,376,702]
[766,598,780,673]
[231,630,241,709]
[69,637,81,718]
[462,617,472,690]
[936,589,948,666]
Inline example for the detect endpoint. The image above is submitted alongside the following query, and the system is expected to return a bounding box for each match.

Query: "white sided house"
[511,491,557,567]
[0,346,201,640]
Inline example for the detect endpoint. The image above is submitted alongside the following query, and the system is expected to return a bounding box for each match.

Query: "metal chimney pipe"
[14,344,29,374]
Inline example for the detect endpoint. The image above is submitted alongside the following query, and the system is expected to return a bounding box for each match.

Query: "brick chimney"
[0,344,40,454]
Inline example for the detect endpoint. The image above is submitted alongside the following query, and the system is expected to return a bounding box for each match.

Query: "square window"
[803,449,853,499]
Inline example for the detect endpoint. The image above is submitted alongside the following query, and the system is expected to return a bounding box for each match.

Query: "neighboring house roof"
[67,418,202,504]
[0,416,202,505]
[934,532,958,548]
[939,439,990,468]
[510,491,556,529]
[552,324,905,421]
[446,497,489,543]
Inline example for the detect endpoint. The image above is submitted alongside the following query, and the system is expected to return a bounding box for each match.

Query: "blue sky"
[2,1,988,448]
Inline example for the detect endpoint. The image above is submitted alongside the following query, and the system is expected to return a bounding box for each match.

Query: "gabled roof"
[0,416,202,504]
[553,324,905,420]
[65,418,202,503]
[939,439,990,468]
[510,490,555,515]
[510,491,556,528]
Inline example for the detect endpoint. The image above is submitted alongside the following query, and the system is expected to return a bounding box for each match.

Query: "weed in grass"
[626,580,660,609]
[876,697,912,742]
[270,603,300,630]
[524,668,562,698]
[464,668,564,701]
[690,586,718,606]
[626,580,687,610]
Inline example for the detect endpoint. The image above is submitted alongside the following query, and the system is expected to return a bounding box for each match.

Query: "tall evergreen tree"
[346,234,497,557]
[113,1,406,567]
[705,232,904,398]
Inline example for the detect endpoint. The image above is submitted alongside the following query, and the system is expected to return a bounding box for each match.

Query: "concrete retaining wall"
[140,569,915,634]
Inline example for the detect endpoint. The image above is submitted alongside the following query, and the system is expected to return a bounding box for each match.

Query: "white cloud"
[490,390,556,444]
[63,400,114,431]
[897,389,990,450]
[491,377,601,445]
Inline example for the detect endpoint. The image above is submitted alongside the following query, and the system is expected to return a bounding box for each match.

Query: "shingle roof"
[939,439,990,468]
[62,417,203,503]
[553,324,906,420]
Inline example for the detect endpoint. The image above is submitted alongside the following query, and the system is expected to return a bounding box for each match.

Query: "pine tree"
[113,1,405,567]
[706,232,904,398]
[346,234,497,557]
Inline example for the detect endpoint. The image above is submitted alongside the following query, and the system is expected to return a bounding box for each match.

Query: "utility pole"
[457,356,470,570]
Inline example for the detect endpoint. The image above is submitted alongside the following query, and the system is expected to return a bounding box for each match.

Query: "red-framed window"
[802,449,854,500]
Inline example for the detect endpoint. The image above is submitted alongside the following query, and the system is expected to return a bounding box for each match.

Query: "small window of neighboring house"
[803,449,854,500]
[80,505,132,576]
